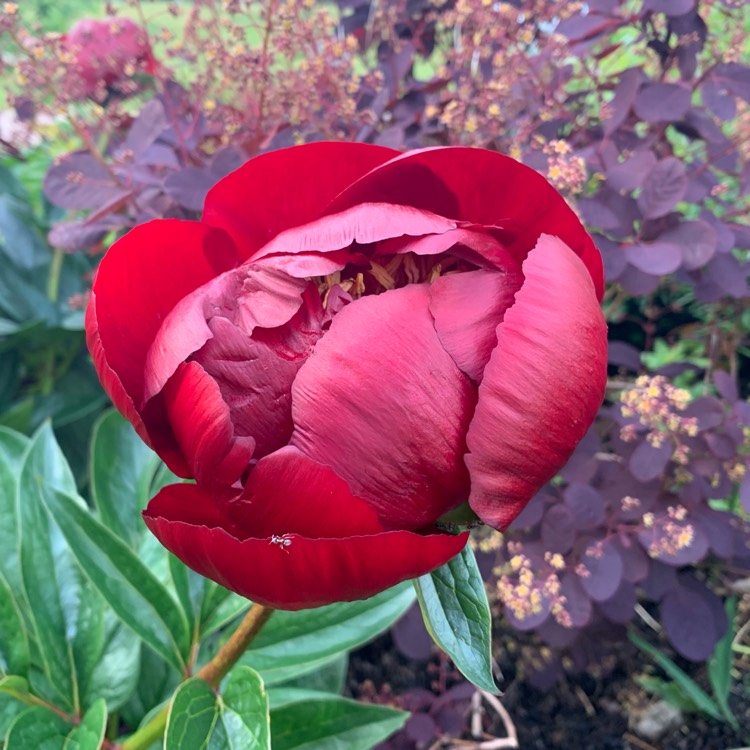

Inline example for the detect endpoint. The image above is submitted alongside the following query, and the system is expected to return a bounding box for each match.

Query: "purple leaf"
[705,253,750,297]
[604,68,642,135]
[643,0,695,14]
[613,536,650,583]
[608,341,641,371]
[48,216,125,251]
[392,603,433,661]
[597,579,637,624]
[628,440,673,483]
[405,713,437,744]
[617,265,662,295]
[713,62,750,103]
[740,473,750,514]
[541,504,576,554]
[560,573,593,627]
[564,483,605,529]
[606,150,657,191]
[625,241,683,275]
[578,539,623,602]
[508,492,546,530]
[597,235,628,282]
[634,83,692,122]
[637,157,688,219]
[537,616,580,649]
[700,79,736,120]
[641,560,676,601]
[683,395,725,430]
[44,153,129,210]
[577,196,622,231]
[638,517,709,566]
[657,220,717,270]
[123,99,169,157]
[163,167,217,212]
[660,581,722,661]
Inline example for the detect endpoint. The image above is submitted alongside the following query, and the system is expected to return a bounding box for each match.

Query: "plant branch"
[117,604,274,750]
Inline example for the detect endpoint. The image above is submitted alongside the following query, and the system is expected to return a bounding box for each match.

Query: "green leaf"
[414,545,497,693]
[5,706,71,750]
[40,485,190,672]
[165,667,270,750]
[168,555,205,636]
[277,654,348,695]
[242,582,415,687]
[628,631,722,721]
[636,675,701,713]
[90,410,160,547]
[0,573,29,675]
[200,590,250,638]
[270,694,407,750]
[17,423,81,711]
[65,698,107,749]
[120,647,178,733]
[707,597,739,729]
[0,428,27,594]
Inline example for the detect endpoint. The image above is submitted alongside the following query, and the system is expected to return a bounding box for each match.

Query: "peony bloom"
[86,143,607,610]
[64,17,156,101]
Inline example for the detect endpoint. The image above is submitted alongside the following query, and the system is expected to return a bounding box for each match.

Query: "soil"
[347,615,750,750]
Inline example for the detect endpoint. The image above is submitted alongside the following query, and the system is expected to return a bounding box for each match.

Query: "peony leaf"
[270,693,406,750]
[413,545,497,693]
[165,667,270,750]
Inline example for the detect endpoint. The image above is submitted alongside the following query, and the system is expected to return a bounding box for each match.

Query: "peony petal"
[191,289,324,459]
[144,483,469,610]
[161,362,255,490]
[87,220,239,411]
[224,446,385,538]
[202,142,399,260]
[429,269,522,382]
[466,236,607,529]
[291,283,475,530]
[143,264,311,403]
[324,147,604,298]
[251,202,459,263]
[465,235,607,530]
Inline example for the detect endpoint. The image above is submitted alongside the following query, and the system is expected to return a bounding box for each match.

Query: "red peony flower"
[86,143,607,610]
[64,17,156,100]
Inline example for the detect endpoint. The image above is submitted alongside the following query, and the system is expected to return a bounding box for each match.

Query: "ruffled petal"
[324,147,604,298]
[465,234,607,530]
[291,283,475,530]
[161,362,255,490]
[144,483,469,610]
[428,269,523,382]
[143,265,311,403]
[202,142,399,260]
[87,220,239,410]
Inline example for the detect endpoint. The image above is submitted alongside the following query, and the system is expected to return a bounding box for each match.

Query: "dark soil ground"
[347,609,750,750]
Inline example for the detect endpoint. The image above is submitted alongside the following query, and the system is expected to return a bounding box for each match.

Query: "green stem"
[47,247,65,303]
[118,604,274,750]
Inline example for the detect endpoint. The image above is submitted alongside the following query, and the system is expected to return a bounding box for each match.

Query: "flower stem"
[118,604,274,750]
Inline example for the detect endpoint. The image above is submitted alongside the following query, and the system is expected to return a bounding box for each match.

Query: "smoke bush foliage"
[2,0,750,682]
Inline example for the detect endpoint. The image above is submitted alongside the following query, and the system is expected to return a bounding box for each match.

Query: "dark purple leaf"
[637,157,688,219]
[684,169,718,203]
[692,507,735,557]
[638,517,709,566]
[657,220,717,270]
[604,68,642,135]
[542,504,576,554]
[560,573,593,627]
[597,580,637,624]
[210,146,248,179]
[123,99,168,157]
[537,616,580,649]
[643,0,695,14]
[163,167,217,212]
[608,341,641,370]
[606,150,657,191]
[740,473,750,514]
[700,79,736,120]
[704,433,735,460]
[625,241,683,275]
[596,234,628,282]
[705,253,750,297]
[138,144,180,168]
[560,428,600,484]
[618,264,662,295]
[48,216,125,251]
[564,483,605,529]
[629,438,672,483]
[405,713,437,744]
[634,83,691,122]
[683,109,724,143]
[508,492,546,530]
[44,153,129,210]
[727,221,750,250]
[641,560,677,601]
[576,196,622,231]
[578,539,623,602]
[392,604,433,661]
[683,395,725,430]
[504,593,551,631]
[714,62,750,103]
[613,536,650,583]
[660,582,721,661]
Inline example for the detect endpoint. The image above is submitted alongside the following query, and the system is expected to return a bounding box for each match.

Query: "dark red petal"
[291,284,474,530]
[144,483,469,610]
[87,220,239,411]
[429,269,522,382]
[465,235,607,530]
[191,289,324,459]
[143,265,310,403]
[161,362,255,490]
[251,202,459,265]
[224,446,384,537]
[324,147,604,298]
[202,142,399,260]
